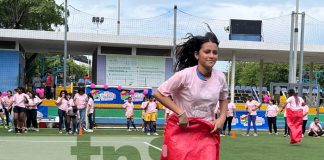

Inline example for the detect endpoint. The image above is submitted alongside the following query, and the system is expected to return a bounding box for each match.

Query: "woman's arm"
[153,91,188,128]
[211,100,227,133]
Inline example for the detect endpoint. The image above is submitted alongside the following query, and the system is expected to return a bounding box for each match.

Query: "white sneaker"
[127,129,132,132]
[220,134,225,137]
[8,129,13,132]
[245,134,250,137]
[59,130,63,134]
[268,132,272,135]
[87,129,93,133]
[142,128,145,132]
[34,129,39,132]
[253,133,258,137]
[147,132,151,136]
[275,133,279,135]
[153,133,159,136]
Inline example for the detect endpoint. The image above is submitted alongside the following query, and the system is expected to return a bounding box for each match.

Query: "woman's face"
[67,94,71,99]
[195,41,218,70]
[7,91,11,97]
[27,92,32,97]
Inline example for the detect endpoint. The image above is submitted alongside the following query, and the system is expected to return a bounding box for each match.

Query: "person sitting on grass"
[308,117,323,137]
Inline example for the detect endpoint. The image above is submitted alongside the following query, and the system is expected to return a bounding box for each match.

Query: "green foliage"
[0,0,64,30]
[235,62,289,87]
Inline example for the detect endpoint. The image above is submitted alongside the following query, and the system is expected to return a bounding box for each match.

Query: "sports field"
[0,128,323,160]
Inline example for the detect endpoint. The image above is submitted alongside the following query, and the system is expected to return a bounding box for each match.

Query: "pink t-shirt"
[2,96,13,109]
[122,101,134,118]
[227,102,236,117]
[302,105,309,120]
[157,66,228,122]
[27,96,42,110]
[308,122,322,133]
[12,93,28,108]
[88,98,95,114]
[146,101,158,114]
[286,96,304,111]
[246,100,260,116]
[74,93,88,109]
[66,99,76,115]
[263,95,271,103]
[56,97,68,111]
[266,104,279,117]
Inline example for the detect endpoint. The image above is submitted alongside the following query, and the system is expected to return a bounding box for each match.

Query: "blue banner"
[85,86,152,105]
[230,110,268,129]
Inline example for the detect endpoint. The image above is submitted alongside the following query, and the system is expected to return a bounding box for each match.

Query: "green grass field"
[0,128,323,160]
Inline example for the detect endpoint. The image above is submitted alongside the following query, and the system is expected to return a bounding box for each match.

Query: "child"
[144,96,158,136]
[26,91,42,131]
[123,97,137,131]
[140,96,149,132]
[87,93,95,133]
[66,93,78,135]
[55,90,68,134]
[302,101,309,137]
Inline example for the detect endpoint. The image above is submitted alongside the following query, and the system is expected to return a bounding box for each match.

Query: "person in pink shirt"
[154,31,228,160]
[266,99,279,135]
[74,88,88,131]
[26,91,42,132]
[144,96,158,135]
[1,90,13,130]
[263,93,271,103]
[282,89,304,144]
[123,97,137,131]
[66,93,78,135]
[7,87,28,133]
[308,117,323,137]
[55,90,68,134]
[0,95,5,128]
[140,96,149,132]
[302,100,309,137]
[245,96,261,136]
[222,99,236,136]
[87,93,95,133]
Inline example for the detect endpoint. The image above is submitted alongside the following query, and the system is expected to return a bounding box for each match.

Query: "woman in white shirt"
[266,100,279,135]
[308,117,323,137]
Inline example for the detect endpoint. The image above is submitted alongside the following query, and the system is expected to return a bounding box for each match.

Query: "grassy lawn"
[0,128,323,160]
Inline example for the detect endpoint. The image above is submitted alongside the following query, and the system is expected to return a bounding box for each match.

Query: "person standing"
[144,96,158,135]
[266,100,279,135]
[122,97,137,131]
[274,86,281,105]
[222,99,236,136]
[26,91,41,131]
[45,71,54,99]
[74,88,88,131]
[302,101,309,137]
[87,93,95,133]
[55,90,68,133]
[245,96,261,136]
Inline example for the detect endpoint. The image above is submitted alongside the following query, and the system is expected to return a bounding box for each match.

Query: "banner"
[85,86,152,105]
[230,110,268,129]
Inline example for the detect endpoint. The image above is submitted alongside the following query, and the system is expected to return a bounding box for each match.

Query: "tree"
[235,62,289,88]
[0,0,64,30]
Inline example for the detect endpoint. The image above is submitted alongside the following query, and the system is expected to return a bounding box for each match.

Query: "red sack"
[161,115,220,160]
[286,108,303,144]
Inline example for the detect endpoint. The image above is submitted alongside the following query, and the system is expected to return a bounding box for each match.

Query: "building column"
[230,52,236,103]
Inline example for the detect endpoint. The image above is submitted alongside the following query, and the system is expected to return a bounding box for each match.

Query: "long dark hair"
[174,32,220,72]
[87,93,94,100]
[288,89,299,105]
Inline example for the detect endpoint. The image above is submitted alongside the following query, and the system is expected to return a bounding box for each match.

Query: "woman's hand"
[211,118,225,134]
[178,112,189,128]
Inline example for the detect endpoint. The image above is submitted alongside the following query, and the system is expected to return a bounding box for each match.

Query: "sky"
[54,0,324,72]
[55,0,324,20]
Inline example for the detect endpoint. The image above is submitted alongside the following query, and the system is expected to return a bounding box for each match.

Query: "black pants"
[302,120,308,134]
[284,117,290,135]
[67,115,77,133]
[45,86,52,99]
[308,130,323,136]
[26,109,38,128]
[4,108,10,126]
[267,117,277,133]
[88,113,93,130]
[223,116,233,133]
